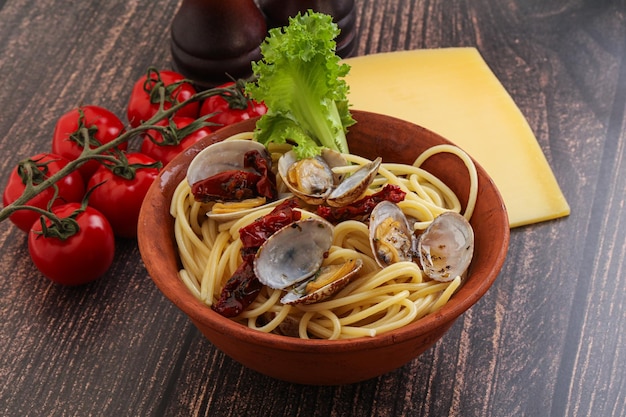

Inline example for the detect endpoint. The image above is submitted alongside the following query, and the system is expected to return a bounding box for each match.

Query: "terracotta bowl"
[137,110,509,385]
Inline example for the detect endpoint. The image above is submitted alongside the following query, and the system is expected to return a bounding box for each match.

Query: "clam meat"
[278,152,335,205]
[369,201,414,268]
[280,258,363,305]
[278,150,382,207]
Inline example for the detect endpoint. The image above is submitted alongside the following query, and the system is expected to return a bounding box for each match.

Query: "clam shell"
[320,148,350,183]
[416,212,474,282]
[278,150,381,208]
[186,139,268,186]
[277,151,334,205]
[326,157,382,207]
[369,201,414,268]
[280,258,363,305]
[254,218,334,290]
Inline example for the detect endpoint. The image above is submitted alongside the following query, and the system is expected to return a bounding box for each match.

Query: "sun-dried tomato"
[239,199,301,248]
[316,184,406,223]
[191,149,277,202]
[212,256,262,317]
[213,199,301,317]
[244,149,277,200]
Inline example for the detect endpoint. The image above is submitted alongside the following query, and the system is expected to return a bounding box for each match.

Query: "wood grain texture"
[0,0,625,416]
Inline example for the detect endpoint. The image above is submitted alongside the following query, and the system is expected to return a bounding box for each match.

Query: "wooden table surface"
[1,0,625,416]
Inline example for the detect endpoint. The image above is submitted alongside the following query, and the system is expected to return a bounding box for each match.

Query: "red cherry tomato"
[2,153,85,232]
[199,82,267,128]
[87,153,161,238]
[127,68,199,128]
[140,116,214,166]
[28,203,115,286]
[51,105,126,181]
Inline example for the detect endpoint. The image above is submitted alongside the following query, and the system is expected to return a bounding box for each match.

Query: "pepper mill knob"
[256,0,357,58]
[170,0,267,88]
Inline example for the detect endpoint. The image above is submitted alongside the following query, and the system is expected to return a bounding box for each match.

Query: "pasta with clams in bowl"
[137,110,509,384]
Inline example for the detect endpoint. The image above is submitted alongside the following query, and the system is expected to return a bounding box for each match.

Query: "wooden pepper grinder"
[256,0,357,58]
[170,0,267,88]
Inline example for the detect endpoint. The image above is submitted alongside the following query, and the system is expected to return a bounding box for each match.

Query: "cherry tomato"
[28,203,115,286]
[2,153,85,232]
[51,105,127,181]
[127,68,199,127]
[87,153,161,238]
[140,116,213,166]
[199,82,267,128]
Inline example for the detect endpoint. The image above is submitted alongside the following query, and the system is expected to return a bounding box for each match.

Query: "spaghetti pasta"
[170,135,478,340]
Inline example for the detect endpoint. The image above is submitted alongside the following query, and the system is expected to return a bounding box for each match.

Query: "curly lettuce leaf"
[246,10,355,160]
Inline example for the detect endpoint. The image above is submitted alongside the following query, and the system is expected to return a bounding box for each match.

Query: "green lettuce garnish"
[245,10,355,159]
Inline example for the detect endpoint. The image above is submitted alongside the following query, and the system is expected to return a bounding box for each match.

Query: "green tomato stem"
[0,82,232,226]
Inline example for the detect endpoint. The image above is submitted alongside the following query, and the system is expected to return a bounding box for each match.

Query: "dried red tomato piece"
[191,149,277,202]
[213,199,301,317]
[317,184,406,223]
[212,256,262,317]
[244,149,277,200]
[239,199,301,248]
[191,170,261,202]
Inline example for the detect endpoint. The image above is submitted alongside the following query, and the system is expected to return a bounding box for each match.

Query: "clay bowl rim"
[138,109,510,353]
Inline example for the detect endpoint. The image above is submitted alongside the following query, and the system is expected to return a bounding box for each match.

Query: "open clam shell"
[326,157,382,207]
[277,151,336,205]
[369,201,414,268]
[416,212,474,282]
[186,139,268,186]
[253,218,334,290]
[278,150,382,208]
[280,258,363,305]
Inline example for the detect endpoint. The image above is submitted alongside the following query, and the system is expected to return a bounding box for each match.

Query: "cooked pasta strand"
[171,137,478,340]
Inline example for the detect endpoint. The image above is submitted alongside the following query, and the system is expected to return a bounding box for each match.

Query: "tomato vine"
[0,77,240,231]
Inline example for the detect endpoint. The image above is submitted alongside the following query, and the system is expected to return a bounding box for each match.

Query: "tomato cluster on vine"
[1,68,266,286]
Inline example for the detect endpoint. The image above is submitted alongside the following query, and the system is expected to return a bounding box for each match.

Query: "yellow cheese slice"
[343,48,570,228]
